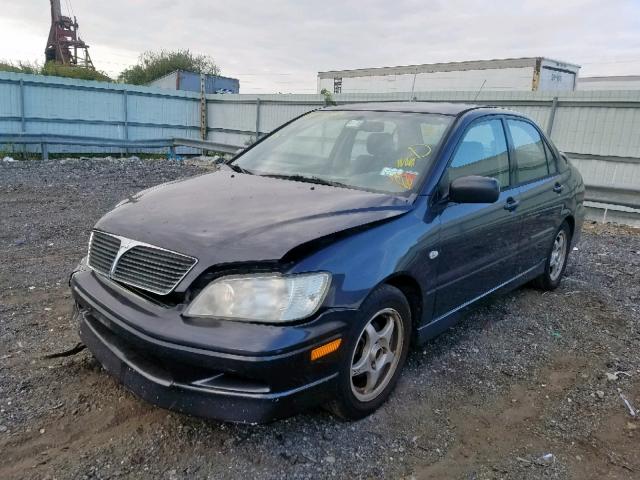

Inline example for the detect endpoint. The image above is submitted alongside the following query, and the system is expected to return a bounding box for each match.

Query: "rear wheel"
[534,221,571,290]
[328,284,411,420]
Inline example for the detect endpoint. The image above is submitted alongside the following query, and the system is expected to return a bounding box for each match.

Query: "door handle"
[504,197,520,211]
[553,183,563,194]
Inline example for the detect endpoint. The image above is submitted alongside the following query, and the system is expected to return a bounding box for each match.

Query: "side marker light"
[310,338,342,361]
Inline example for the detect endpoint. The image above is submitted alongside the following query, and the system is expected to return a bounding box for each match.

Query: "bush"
[0,60,112,82]
[40,62,112,82]
[118,50,220,85]
[0,60,41,75]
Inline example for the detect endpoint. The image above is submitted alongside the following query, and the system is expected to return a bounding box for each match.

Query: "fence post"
[546,96,558,137]
[122,88,129,156]
[200,74,207,156]
[19,79,26,158]
[19,79,26,133]
[41,142,48,161]
[255,98,261,141]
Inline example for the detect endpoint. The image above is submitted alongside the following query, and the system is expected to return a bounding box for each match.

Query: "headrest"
[366,133,394,156]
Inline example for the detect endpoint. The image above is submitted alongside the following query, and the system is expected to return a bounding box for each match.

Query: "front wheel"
[328,284,411,420]
[534,221,571,290]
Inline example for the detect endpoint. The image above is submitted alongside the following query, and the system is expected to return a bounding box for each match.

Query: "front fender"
[290,202,439,323]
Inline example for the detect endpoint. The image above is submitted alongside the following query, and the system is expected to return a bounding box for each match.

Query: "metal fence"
[1,71,639,222]
[2,71,639,158]
[0,71,202,154]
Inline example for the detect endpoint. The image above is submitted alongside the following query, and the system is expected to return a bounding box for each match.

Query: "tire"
[328,284,412,420]
[533,220,571,291]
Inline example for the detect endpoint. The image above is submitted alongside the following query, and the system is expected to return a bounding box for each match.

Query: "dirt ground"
[1,158,639,480]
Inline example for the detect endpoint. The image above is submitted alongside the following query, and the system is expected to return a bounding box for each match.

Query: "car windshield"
[231,110,453,195]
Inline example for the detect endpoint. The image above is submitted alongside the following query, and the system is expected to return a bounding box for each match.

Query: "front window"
[231,110,452,195]
[448,119,510,189]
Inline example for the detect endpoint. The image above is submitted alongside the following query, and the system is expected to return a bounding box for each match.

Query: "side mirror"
[449,175,500,204]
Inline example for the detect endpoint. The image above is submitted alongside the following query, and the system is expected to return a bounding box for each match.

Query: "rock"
[536,453,555,466]
[325,455,335,464]
[596,390,605,399]
[606,372,618,382]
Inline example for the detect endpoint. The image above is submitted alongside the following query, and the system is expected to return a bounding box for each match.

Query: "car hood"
[95,170,412,282]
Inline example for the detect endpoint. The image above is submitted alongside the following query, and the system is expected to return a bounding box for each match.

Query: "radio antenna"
[473,80,487,101]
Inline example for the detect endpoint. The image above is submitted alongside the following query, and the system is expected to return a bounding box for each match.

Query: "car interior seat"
[351,132,396,174]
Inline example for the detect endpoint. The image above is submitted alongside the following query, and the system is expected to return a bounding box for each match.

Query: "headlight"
[184,272,331,323]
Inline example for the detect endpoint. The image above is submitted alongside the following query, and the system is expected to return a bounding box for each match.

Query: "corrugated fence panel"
[0,81,21,118]
[127,93,200,131]
[25,82,123,124]
[570,157,640,192]
[259,102,317,132]
[207,100,256,134]
[207,130,248,148]
[553,106,640,157]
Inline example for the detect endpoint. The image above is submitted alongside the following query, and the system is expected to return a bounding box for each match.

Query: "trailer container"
[318,57,580,94]
[149,70,240,94]
[578,75,640,90]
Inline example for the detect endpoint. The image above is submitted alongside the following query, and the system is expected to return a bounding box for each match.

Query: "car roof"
[322,102,504,117]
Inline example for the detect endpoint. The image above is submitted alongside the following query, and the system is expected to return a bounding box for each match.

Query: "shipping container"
[317,57,580,94]
[148,70,240,94]
[578,75,640,90]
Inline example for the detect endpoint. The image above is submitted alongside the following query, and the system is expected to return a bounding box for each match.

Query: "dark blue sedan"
[70,102,585,423]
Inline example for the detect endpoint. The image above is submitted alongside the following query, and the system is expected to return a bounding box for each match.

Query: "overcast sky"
[2,0,639,93]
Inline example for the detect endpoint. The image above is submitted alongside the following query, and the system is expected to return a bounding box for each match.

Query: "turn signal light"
[310,338,342,361]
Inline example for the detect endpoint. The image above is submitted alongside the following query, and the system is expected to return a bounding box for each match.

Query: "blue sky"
[2,0,639,92]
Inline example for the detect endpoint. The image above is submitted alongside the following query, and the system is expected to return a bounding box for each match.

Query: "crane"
[44,0,94,69]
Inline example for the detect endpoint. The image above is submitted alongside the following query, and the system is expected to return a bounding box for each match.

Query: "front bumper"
[71,270,353,423]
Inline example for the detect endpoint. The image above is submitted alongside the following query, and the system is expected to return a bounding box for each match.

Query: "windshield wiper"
[226,163,253,174]
[261,174,352,189]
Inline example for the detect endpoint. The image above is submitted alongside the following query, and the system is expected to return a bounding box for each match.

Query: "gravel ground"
[1,158,639,480]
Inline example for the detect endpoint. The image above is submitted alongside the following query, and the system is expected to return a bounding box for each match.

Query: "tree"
[320,88,337,106]
[118,50,220,85]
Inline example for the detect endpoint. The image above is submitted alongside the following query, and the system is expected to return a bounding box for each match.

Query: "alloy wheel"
[549,230,568,281]
[350,308,404,402]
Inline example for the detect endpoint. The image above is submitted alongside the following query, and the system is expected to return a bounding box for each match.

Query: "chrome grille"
[88,231,121,275]
[112,245,196,295]
[86,230,197,295]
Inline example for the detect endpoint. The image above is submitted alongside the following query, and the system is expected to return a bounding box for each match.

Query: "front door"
[433,117,522,318]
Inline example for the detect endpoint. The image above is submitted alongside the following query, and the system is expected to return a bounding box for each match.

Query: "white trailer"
[578,75,640,90]
[318,57,580,94]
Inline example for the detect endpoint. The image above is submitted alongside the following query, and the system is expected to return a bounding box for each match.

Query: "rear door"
[505,117,566,273]
[433,117,523,318]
